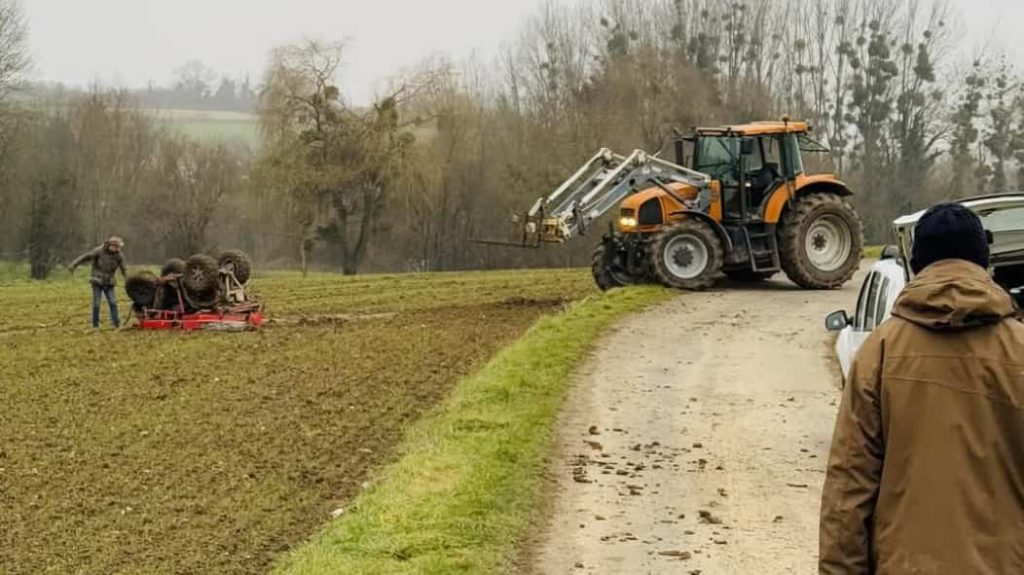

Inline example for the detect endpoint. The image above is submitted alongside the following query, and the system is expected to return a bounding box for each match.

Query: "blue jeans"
[91,283,120,328]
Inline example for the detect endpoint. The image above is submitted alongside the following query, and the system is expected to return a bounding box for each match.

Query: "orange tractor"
[512,120,863,290]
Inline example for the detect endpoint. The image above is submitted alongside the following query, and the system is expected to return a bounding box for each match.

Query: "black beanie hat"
[910,202,990,274]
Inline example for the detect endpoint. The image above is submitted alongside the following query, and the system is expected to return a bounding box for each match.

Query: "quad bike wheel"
[649,219,723,290]
[161,258,186,277]
[183,254,219,300]
[779,193,863,289]
[155,281,183,310]
[125,271,158,308]
[724,269,776,282]
[217,249,252,285]
[592,240,643,291]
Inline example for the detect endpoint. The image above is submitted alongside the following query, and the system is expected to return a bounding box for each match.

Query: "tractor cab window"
[747,136,782,202]
[762,136,782,167]
[781,133,805,177]
[694,136,740,185]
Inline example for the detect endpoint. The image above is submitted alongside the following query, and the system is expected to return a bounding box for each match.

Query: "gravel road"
[529,271,865,574]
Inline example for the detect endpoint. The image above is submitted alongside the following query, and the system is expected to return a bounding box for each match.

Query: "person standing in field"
[819,203,1024,573]
[69,236,128,328]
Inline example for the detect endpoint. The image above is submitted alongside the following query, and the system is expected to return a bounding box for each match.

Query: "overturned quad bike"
[123,249,264,331]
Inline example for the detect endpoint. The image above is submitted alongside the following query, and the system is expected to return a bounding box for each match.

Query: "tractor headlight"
[619,216,637,228]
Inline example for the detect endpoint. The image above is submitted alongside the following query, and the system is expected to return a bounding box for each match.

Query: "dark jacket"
[70,243,126,287]
[819,259,1024,573]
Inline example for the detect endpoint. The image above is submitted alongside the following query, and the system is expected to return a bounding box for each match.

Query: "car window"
[874,276,891,326]
[854,272,878,331]
[863,272,882,330]
[978,206,1024,232]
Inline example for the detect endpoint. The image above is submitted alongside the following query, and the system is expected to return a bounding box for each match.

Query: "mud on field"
[0,270,593,574]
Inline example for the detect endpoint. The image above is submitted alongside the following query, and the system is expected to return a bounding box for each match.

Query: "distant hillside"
[146,108,259,148]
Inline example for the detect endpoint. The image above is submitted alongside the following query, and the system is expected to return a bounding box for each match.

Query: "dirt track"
[529,271,864,574]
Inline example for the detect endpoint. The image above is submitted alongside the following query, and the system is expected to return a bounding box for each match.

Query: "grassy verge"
[274,286,671,574]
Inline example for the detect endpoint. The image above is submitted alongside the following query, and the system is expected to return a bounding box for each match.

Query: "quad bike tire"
[779,193,863,289]
[155,279,184,310]
[649,219,723,290]
[218,249,252,285]
[591,240,643,291]
[724,269,776,282]
[125,271,158,308]
[183,254,219,301]
[161,258,186,277]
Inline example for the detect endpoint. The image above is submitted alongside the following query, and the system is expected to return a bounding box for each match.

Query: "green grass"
[863,245,883,259]
[273,285,672,574]
[145,108,259,147]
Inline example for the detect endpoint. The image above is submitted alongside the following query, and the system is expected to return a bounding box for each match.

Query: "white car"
[827,194,1024,383]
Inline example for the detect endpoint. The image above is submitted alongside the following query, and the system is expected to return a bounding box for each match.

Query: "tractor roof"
[696,121,810,136]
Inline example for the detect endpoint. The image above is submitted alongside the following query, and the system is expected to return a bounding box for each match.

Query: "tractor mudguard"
[763,176,853,224]
[666,210,734,253]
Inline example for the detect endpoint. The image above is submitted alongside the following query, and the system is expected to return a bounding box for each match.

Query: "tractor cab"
[678,121,827,224]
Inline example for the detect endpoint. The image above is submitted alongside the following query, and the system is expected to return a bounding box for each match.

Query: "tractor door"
[693,135,742,221]
[749,135,786,210]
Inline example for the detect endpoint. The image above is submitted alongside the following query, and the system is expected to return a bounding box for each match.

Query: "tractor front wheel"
[592,240,643,291]
[778,193,863,289]
[649,219,723,290]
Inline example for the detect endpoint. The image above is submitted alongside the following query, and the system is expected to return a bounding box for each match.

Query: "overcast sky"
[21,0,1024,105]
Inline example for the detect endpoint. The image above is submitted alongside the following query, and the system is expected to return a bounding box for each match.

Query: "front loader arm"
[526,148,710,243]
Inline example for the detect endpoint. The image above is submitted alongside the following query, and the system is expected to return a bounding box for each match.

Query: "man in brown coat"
[820,203,1024,574]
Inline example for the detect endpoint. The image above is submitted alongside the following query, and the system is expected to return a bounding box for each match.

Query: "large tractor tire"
[591,241,643,291]
[125,271,158,308]
[778,193,863,289]
[217,249,252,285]
[649,219,723,290]
[725,269,776,282]
[183,254,219,300]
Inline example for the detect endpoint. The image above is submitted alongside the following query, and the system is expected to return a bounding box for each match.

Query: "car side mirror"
[880,245,901,260]
[825,310,851,331]
[1011,286,1024,307]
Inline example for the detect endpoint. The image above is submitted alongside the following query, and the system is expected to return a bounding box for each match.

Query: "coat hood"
[891,259,1014,331]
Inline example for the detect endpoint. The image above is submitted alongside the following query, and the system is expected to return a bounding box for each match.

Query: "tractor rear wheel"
[592,241,642,291]
[649,219,723,290]
[778,193,863,289]
[218,249,252,284]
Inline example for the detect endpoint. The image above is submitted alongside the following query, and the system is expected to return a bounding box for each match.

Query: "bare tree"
[0,0,28,100]
[257,40,430,275]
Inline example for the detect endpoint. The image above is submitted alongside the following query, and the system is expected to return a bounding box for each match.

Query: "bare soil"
[527,271,865,574]
[0,270,594,574]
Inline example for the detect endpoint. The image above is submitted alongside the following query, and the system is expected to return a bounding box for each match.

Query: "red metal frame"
[137,306,264,331]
